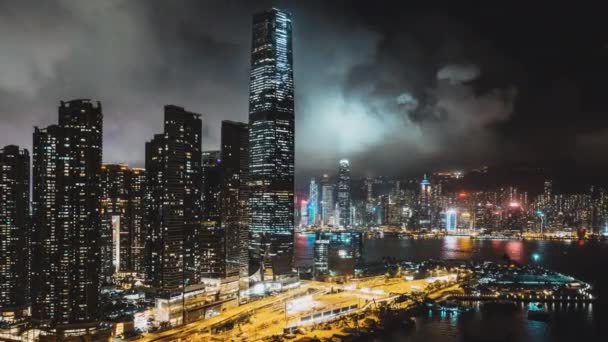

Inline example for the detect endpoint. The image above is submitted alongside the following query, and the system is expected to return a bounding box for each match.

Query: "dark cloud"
[436,64,480,83]
[0,0,607,182]
[316,8,521,178]
[0,0,257,166]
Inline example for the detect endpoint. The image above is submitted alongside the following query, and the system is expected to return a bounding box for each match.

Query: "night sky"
[1,0,607,182]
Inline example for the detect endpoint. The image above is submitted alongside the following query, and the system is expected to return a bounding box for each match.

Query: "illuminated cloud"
[0,0,605,180]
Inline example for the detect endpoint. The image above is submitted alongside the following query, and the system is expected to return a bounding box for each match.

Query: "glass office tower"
[248,8,295,278]
[220,121,250,279]
[337,159,351,228]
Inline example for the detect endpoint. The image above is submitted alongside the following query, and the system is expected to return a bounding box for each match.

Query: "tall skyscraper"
[187,123,250,302]
[130,168,147,275]
[145,105,202,297]
[0,145,30,324]
[320,175,335,226]
[202,150,222,222]
[337,159,351,227]
[445,209,458,232]
[193,122,250,286]
[220,121,250,279]
[144,134,163,287]
[248,8,295,277]
[197,151,223,279]
[31,100,104,335]
[100,164,146,279]
[299,197,309,227]
[419,174,432,229]
[308,178,319,225]
[363,176,374,224]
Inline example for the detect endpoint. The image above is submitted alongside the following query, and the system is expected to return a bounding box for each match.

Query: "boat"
[430,301,475,314]
[527,303,552,321]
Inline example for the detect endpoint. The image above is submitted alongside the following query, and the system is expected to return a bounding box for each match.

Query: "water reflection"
[491,239,502,250]
[297,234,608,271]
[293,235,606,342]
[536,240,547,255]
[294,233,314,267]
[442,236,458,259]
[441,236,474,259]
[506,240,524,263]
[458,237,473,253]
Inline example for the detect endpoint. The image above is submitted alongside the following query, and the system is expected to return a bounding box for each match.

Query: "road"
[135,282,328,342]
[133,275,460,341]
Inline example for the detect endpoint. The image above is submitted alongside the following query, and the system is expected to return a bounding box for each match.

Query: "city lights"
[0,3,605,342]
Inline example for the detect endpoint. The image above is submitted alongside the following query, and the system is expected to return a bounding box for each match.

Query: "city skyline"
[1,1,608,181]
[1,2,607,341]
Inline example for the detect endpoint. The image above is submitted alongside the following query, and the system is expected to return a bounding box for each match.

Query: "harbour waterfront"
[295,233,608,341]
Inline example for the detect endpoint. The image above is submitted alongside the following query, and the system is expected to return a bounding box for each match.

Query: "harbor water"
[295,234,608,341]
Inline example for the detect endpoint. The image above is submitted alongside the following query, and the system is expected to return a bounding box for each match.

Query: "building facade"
[419,175,432,229]
[31,99,103,332]
[248,8,295,278]
[198,151,223,279]
[308,178,319,226]
[100,164,130,280]
[0,145,30,324]
[145,105,202,298]
[320,175,335,227]
[100,164,146,279]
[337,159,351,228]
[130,168,146,275]
[220,121,250,279]
[202,151,222,222]
[313,231,362,279]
